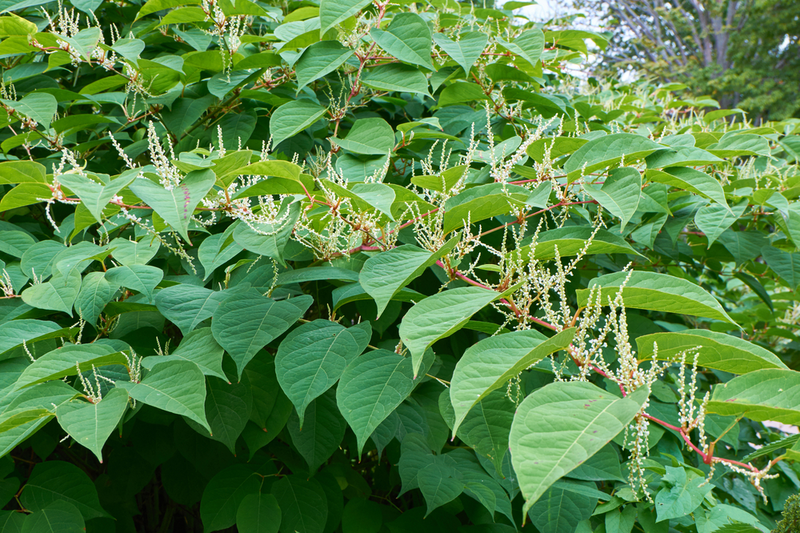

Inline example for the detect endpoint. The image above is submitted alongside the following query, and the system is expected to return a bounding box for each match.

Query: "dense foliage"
[0,0,799,532]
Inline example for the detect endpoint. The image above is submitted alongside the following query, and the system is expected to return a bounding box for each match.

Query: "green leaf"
[762,246,800,290]
[270,100,327,147]
[236,493,281,533]
[20,461,107,519]
[564,133,665,183]
[583,167,641,231]
[104,264,163,302]
[0,182,52,212]
[527,485,596,533]
[362,63,430,96]
[646,146,723,168]
[417,457,463,516]
[706,369,800,424]
[0,160,46,185]
[0,228,36,257]
[450,389,514,473]
[334,118,395,155]
[370,13,434,71]
[647,167,729,209]
[695,200,746,246]
[74,271,115,326]
[128,169,216,244]
[287,389,346,471]
[200,464,260,532]
[359,237,457,317]
[512,227,641,262]
[399,287,501,378]
[0,319,68,357]
[636,329,786,374]
[654,466,711,521]
[437,81,490,107]
[320,0,370,33]
[211,289,312,379]
[21,269,81,316]
[198,232,243,280]
[336,349,417,455]
[576,271,737,326]
[108,237,160,266]
[442,183,528,234]
[497,28,544,66]
[271,475,328,533]
[510,382,648,514]
[117,360,211,432]
[154,284,228,335]
[136,0,201,19]
[450,328,574,435]
[55,387,129,462]
[15,344,127,390]
[2,93,57,128]
[433,32,487,75]
[202,376,253,453]
[296,41,354,89]
[19,501,85,533]
[276,319,365,425]
[57,173,136,223]
[143,328,227,381]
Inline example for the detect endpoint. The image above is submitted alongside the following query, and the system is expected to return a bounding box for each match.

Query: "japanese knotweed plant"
[0,0,799,531]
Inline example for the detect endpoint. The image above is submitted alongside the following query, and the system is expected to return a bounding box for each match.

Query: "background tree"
[576,0,800,120]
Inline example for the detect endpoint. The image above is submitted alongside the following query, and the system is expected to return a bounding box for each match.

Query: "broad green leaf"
[287,389,346,471]
[21,269,81,316]
[362,63,430,96]
[708,134,770,157]
[441,183,528,234]
[275,266,359,285]
[211,289,312,379]
[450,389,514,473]
[20,461,107,519]
[198,232,243,280]
[108,237,160,266]
[433,32,488,75]
[583,167,641,230]
[334,118,395,155]
[201,376,253,453]
[695,200,746,246]
[576,271,737,326]
[399,287,501,378]
[276,319,364,426]
[370,13,434,71]
[437,81,490,107]
[154,284,228,335]
[510,382,648,514]
[647,167,729,209]
[654,466,711,521]
[450,328,575,435]
[143,328,227,381]
[359,237,457,317]
[0,319,66,357]
[57,172,136,223]
[497,28,544,66]
[18,501,85,533]
[564,133,665,183]
[128,169,216,244]
[636,329,786,374]
[200,464,260,532]
[104,264,163,302]
[236,493,281,533]
[0,228,36,257]
[527,136,588,162]
[646,146,723,168]
[0,182,52,212]
[117,360,211,432]
[15,344,127,389]
[2,93,57,128]
[55,387,129,462]
[0,160,46,184]
[706,369,800,424]
[417,457,463,516]
[342,498,382,533]
[270,100,327,147]
[295,41,354,89]
[271,475,328,533]
[512,227,640,262]
[136,0,201,19]
[762,246,800,290]
[717,229,766,265]
[527,485,596,533]
[74,271,115,326]
[336,349,417,455]
[320,0,370,33]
